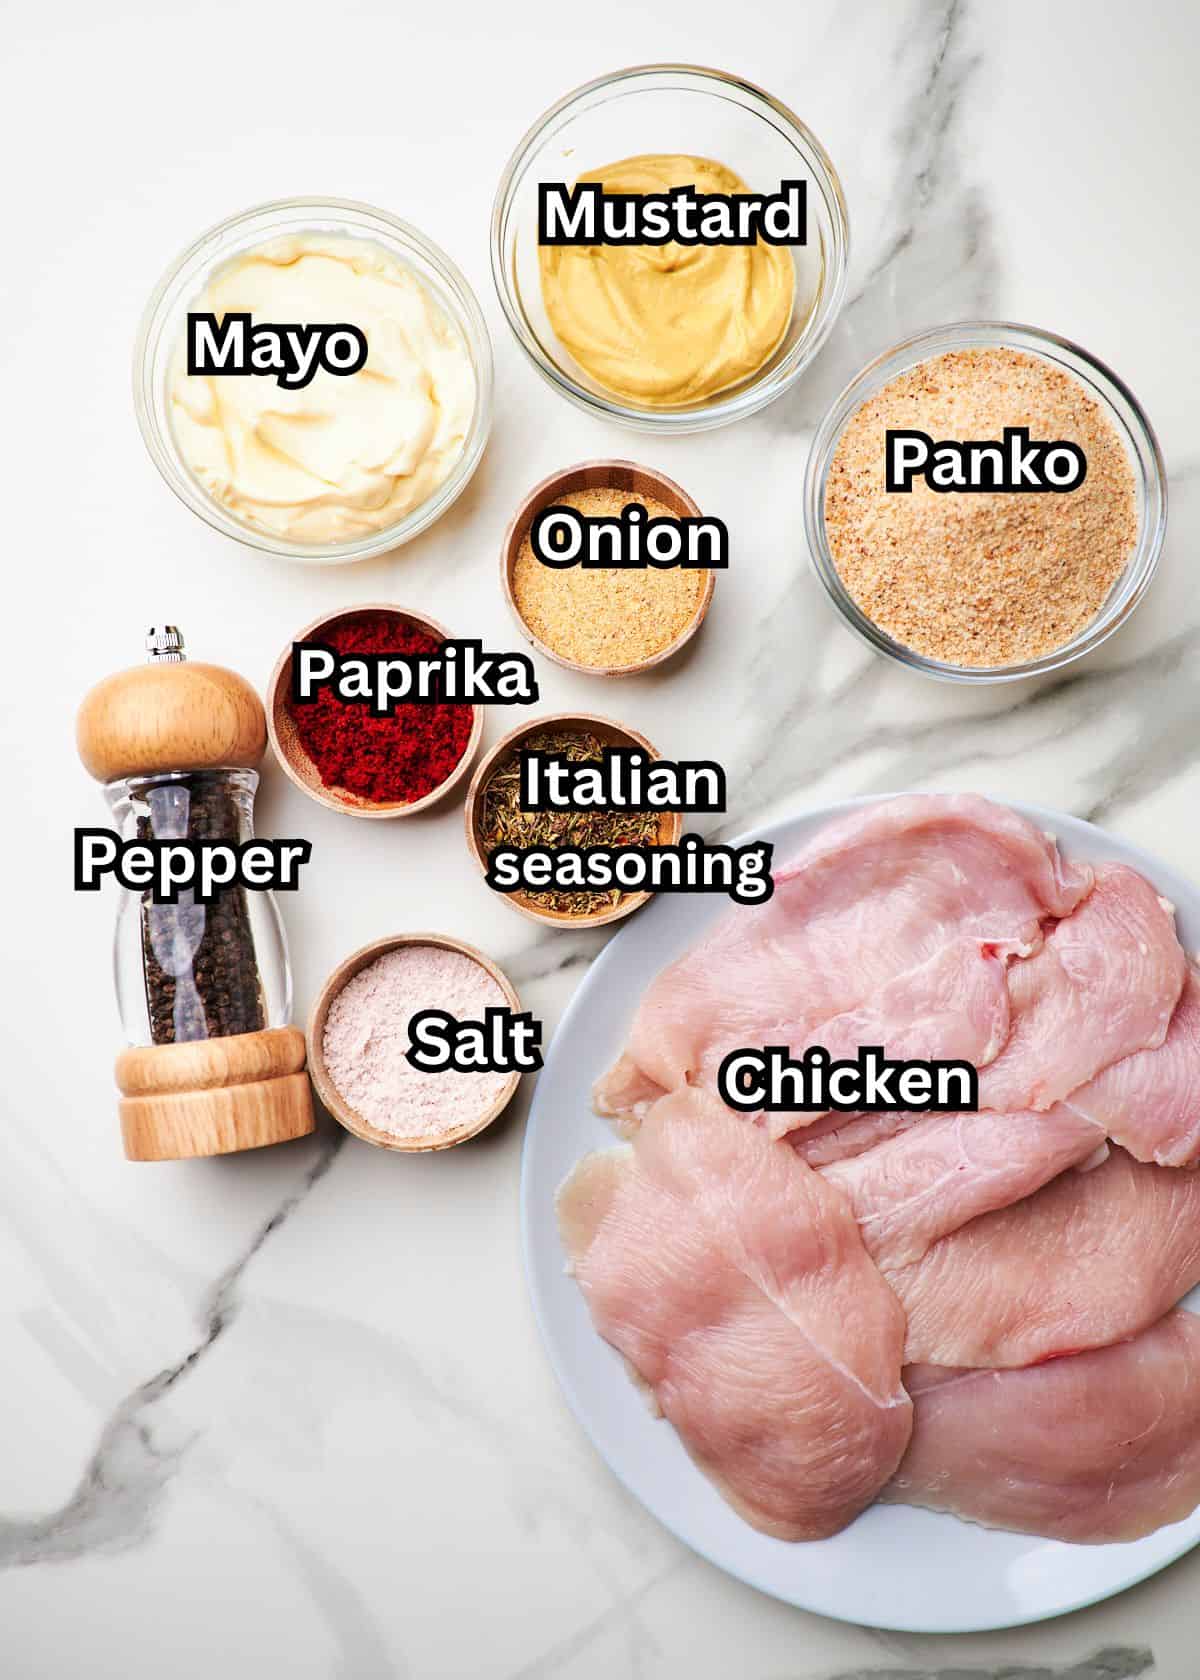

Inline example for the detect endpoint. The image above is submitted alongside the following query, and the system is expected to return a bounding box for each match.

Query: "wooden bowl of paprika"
[463,711,683,930]
[267,604,483,819]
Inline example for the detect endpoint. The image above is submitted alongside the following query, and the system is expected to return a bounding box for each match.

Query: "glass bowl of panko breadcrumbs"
[804,321,1166,682]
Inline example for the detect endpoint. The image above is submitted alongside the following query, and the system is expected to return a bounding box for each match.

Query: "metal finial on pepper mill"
[146,624,186,663]
[75,630,315,1160]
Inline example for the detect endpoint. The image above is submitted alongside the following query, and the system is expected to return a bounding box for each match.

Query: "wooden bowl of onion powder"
[308,934,524,1151]
[502,460,716,676]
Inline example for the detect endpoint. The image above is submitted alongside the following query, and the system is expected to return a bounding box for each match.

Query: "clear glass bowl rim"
[133,195,494,565]
[803,319,1168,683]
[490,63,851,434]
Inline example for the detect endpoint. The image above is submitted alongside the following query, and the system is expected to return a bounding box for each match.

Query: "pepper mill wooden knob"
[76,627,315,1161]
[76,628,267,783]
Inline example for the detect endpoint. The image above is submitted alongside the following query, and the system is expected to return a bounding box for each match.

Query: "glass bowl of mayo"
[134,198,493,564]
[491,65,849,434]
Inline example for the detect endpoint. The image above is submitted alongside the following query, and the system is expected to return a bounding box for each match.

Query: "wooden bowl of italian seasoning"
[464,712,683,930]
[501,460,716,677]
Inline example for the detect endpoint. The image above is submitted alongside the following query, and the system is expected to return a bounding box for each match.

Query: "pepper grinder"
[76,627,315,1160]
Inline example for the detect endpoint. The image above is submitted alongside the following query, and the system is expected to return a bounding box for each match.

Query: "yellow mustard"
[538,155,795,409]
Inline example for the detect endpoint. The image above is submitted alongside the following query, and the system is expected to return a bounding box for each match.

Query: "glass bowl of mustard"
[492,65,849,434]
[134,197,494,565]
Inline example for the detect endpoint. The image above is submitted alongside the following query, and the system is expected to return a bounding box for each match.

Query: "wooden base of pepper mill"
[115,1027,315,1161]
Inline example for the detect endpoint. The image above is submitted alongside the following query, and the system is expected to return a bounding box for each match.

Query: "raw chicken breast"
[890,1148,1200,1367]
[762,939,1010,1139]
[595,795,1092,1127]
[822,1104,1102,1268]
[557,1088,912,1540]
[885,1310,1200,1542]
[802,922,1194,1171]
[977,864,1185,1112]
[1068,966,1200,1166]
[791,1108,924,1167]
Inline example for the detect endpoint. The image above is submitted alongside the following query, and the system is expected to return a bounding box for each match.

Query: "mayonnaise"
[169,235,476,545]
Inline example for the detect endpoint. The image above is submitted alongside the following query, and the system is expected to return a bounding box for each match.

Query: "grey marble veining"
[5,0,1200,1674]
[824,1651,1154,1680]
[0,1132,345,1569]
[785,0,999,428]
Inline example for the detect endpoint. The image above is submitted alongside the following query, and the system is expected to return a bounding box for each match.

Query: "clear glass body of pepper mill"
[76,627,314,1161]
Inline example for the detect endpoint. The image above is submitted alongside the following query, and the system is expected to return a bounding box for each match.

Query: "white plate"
[520,796,1200,1634]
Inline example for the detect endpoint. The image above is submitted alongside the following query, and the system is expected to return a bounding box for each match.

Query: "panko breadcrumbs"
[823,347,1138,668]
[512,487,707,670]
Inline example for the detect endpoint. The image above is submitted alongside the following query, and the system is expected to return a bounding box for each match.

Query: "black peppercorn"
[137,773,265,1044]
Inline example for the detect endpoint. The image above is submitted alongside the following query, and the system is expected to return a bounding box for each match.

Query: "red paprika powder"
[287,611,474,803]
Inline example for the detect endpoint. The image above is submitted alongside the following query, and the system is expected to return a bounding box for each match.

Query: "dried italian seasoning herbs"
[479,729,661,917]
[138,772,265,1043]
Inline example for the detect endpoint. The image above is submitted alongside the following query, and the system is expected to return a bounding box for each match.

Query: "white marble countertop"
[5,1,1200,1674]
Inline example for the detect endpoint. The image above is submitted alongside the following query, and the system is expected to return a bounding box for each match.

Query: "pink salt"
[323,945,512,1140]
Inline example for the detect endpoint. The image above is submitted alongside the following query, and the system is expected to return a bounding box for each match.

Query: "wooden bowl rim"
[266,602,483,820]
[500,459,716,679]
[463,710,684,931]
[307,931,523,1152]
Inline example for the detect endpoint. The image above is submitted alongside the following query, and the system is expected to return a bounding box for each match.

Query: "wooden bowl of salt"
[308,933,523,1151]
